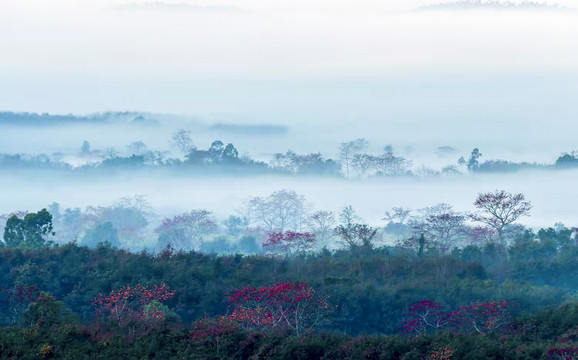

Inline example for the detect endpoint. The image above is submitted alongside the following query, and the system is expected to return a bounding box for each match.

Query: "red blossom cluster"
[547,328,578,360]
[35,292,56,304]
[91,284,175,327]
[0,285,44,325]
[430,346,454,360]
[456,300,515,335]
[403,299,516,336]
[402,300,454,335]
[547,347,578,360]
[0,285,41,304]
[226,281,330,335]
[262,231,316,256]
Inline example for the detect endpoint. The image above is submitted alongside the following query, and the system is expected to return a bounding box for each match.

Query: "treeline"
[1,190,577,267]
[0,111,159,127]
[2,130,578,178]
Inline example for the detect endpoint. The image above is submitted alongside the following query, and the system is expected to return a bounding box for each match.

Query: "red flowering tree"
[262,231,316,256]
[547,328,578,360]
[402,300,454,336]
[547,348,578,360]
[226,281,331,336]
[91,283,176,337]
[0,285,41,325]
[454,300,515,335]
[429,346,454,360]
[469,190,532,244]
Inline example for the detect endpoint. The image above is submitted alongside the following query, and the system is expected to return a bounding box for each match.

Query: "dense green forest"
[0,230,576,358]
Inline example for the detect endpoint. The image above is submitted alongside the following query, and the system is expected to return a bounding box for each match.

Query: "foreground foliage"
[0,303,576,360]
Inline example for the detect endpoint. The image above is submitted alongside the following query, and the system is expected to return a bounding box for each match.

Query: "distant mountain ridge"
[0,111,160,126]
[418,0,568,11]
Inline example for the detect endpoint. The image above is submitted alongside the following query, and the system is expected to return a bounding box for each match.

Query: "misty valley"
[0,111,576,359]
[2,0,578,356]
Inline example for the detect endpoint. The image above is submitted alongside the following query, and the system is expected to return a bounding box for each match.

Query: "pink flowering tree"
[226,281,331,336]
[469,190,532,244]
[262,231,316,256]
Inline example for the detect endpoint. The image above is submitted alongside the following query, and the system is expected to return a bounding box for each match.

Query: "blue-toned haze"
[0,0,577,230]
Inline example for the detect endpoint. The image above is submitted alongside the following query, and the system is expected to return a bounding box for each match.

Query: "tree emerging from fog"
[155,210,217,251]
[2,209,54,249]
[171,129,195,155]
[469,190,532,244]
[305,210,336,249]
[334,206,377,251]
[246,190,309,232]
[411,203,466,253]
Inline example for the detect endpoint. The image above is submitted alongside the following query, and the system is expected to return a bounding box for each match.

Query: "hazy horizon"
[1,0,577,236]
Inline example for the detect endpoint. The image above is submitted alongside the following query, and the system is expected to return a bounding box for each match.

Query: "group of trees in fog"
[0,111,160,127]
[2,126,578,178]
[2,188,568,299]
[1,190,574,270]
[0,189,576,358]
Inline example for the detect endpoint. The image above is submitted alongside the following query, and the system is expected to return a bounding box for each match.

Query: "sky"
[2,0,578,160]
[1,0,577,115]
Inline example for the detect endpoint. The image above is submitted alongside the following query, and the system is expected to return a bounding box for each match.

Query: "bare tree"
[469,190,532,244]
[350,153,376,178]
[171,129,195,155]
[383,207,412,224]
[415,166,439,179]
[375,152,412,176]
[306,210,336,249]
[116,195,154,215]
[413,203,466,253]
[155,210,217,250]
[246,190,309,232]
[339,139,368,178]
